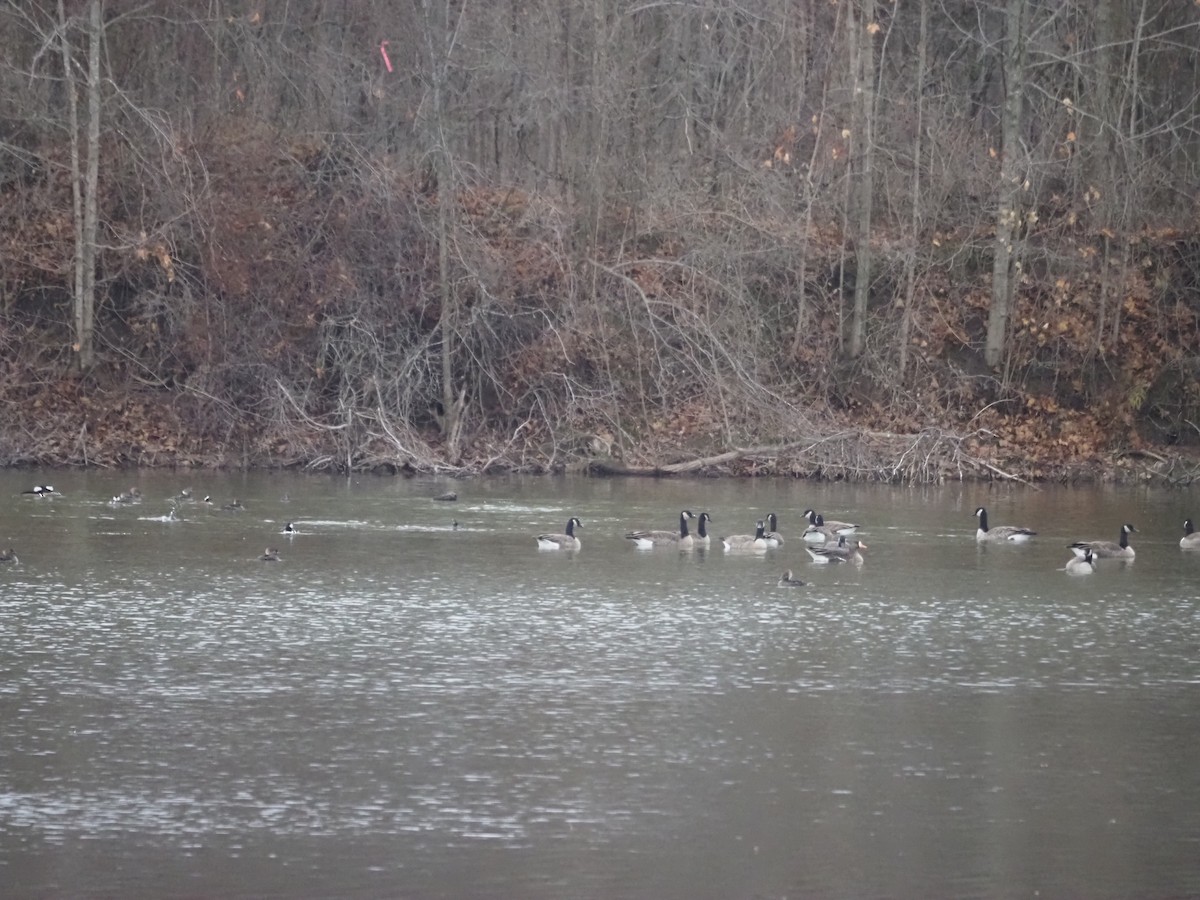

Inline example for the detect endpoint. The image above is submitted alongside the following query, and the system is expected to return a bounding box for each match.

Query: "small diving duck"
[22,485,56,498]
[110,487,143,506]
[260,548,281,562]
[0,548,18,565]
[778,569,805,587]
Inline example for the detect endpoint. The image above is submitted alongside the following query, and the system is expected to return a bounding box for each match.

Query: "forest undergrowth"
[2,133,1200,486]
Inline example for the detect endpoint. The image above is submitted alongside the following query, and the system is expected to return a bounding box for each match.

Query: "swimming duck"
[721,520,769,552]
[1069,523,1136,560]
[763,512,784,548]
[974,506,1036,542]
[110,487,143,505]
[22,485,56,498]
[1065,548,1095,574]
[260,548,280,562]
[626,510,698,550]
[283,522,297,535]
[805,536,868,565]
[537,516,582,551]
[1181,519,1200,550]
[778,569,805,587]
[222,499,244,512]
[0,548,17,565]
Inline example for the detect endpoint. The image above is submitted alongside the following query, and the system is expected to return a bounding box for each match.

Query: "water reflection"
[1,472,1199,899]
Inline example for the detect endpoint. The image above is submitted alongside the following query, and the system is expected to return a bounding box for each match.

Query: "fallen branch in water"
[582,428,1028,484]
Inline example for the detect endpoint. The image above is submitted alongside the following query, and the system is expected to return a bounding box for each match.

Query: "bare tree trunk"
[81,0,100,370]
[985,0,1027,370]
[420,0,465,460]
[575,0,611,264]
[848,0,876,360]
[789,95,826,358]
[58,0,101,371]
[898,0,928,377]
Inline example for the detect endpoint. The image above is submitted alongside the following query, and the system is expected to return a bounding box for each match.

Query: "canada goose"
[260,548,280,562]
[0,548,17,565]
[801,509,859,543]
[693,512,713,547]
[802,517,836,544]
[1181,519,1200,550]
[1065,548,1095,574]
[778,569,805,587]
[805,536,868,565]
[974,507,1037,543]
[22,485,55,498]
[537,516,583,551]
[764,512,784,548]
[722,520,769,552]
[1069,523,1136,560]
[626,510,698,549]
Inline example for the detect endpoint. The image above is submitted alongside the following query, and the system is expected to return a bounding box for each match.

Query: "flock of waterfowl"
[3,483,290,566]
[533,504,1200,587]
[5,485,1199,584]
[534,507,868,588]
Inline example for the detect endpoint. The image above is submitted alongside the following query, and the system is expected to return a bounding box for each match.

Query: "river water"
[1,471,1198,899]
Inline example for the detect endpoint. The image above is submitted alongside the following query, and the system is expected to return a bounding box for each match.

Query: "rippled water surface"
[2,472,1199,898]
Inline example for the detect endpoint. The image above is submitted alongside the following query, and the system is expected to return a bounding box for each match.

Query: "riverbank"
[2,372,1197,486]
